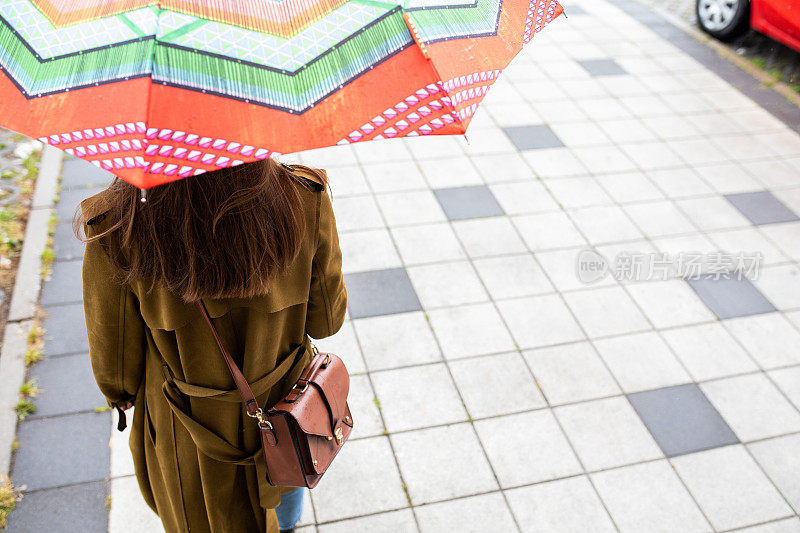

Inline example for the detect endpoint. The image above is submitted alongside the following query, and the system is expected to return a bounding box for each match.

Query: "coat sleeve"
[82,227,147,427]
[305,189,347,339]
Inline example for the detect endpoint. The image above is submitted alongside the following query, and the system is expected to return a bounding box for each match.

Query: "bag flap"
[270,353,351,438]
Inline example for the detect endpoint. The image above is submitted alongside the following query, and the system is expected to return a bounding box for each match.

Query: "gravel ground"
[643,0,800,88]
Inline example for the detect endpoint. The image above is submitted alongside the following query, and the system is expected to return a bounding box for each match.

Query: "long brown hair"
[74,159,327,302]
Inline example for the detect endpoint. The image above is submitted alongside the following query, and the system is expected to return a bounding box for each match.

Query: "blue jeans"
[275,488,305,530]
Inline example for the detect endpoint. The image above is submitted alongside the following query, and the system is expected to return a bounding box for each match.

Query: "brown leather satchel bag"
[194,300,353,488]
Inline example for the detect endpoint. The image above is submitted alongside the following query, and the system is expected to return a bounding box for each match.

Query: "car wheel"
[696,0,751,41]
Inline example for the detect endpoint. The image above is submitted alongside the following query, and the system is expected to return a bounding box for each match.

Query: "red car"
[697,0,800,52]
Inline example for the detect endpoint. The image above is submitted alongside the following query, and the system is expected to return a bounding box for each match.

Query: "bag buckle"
[247,407,273,430]
[291,381,309,395]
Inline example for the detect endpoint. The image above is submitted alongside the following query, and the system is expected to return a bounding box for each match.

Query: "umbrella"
[0,0,563,188]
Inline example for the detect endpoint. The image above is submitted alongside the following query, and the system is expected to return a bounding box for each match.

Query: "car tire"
[696,0,751,41]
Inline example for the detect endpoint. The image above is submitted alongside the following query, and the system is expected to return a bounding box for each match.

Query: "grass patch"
[0,206,24,259]
[16,380,40,419]
[47,213,57,237]
[16,151,40,195]
[0,476,22,529]
[23,348,41,367]
[94,405,111,413]
[40,212,58,278]
[19,380,39,398]
[40,248,55,278]
[27,323,43,346]
[14,400,35,421]
[24,322,45,367]
[750,56,767,70]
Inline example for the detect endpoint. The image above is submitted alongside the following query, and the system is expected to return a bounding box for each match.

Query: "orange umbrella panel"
[0,0,563,187]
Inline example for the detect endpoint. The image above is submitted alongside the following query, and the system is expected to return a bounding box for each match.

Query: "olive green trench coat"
[81,168,346,533]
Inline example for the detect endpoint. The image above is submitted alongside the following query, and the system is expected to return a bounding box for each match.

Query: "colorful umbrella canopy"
[0,0,563,188]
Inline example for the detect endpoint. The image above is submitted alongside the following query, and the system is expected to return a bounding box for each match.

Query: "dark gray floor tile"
[434,185,505,221]
[629,384,739,457]
[42,303,89,356]
[41,260,83,306]
[577,59,628,76]
[28,353,105,418]
[686,275,776,319]
[503,125,564,151]
[12,411,111,491]
[54,222,86,261]
[344,268,421,319]
[61,157,114,190]
[57,186,103,222]
[6,480,109,533]
[725,191,799,225]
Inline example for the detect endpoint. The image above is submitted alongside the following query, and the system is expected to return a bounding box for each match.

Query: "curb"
[0,145,62,477]
[637,0,800,109]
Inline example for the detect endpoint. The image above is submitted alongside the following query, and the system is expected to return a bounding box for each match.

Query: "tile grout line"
[424,9,798,522]
[530,1,800,523]
[518,1,800,425]
[330,154,428,532]
[410,142,622,531]
[519,114,782,528]
[355,141,528,532]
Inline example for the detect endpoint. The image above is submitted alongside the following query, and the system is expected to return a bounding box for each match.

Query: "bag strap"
[193,300,266,423]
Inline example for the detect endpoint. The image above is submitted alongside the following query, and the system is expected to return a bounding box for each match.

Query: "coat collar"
[80,187,115,225]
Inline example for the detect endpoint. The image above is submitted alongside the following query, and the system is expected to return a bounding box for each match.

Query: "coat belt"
[158,342,311,508]
[165,343,306,401]
[159,342,309,465]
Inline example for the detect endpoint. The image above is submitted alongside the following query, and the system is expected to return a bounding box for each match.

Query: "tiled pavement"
[7,0,800,531]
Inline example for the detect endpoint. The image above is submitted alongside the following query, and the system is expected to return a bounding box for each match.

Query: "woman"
[77,160,347,533]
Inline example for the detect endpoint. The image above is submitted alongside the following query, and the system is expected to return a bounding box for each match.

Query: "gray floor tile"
[344,268,421,319]
[434,186,505,221]
[54,222,86,261]
[748,433,800,514]
[629,384,739,457]
[671,444,794,531]
[12,411,111,490]
[28,353,105,418]
[57,186,103,222]
[502,125,565,151]
[725,191,799,225]
[686,275,776,319]
[42,303,89,356]
[506,476,617,533]
[61,157,114,190]
[5,480,109,533]
[41,260,83,306]
[577,59,628,76]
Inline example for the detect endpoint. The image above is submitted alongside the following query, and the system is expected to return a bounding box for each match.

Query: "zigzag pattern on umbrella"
[1,0,507,111]
[340,69,501,143]
[30,0,352,37]
[38,77,464,180]
[522,0,561,43]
